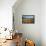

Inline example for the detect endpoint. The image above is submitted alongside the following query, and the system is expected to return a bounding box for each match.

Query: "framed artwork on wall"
[22,15,35,24]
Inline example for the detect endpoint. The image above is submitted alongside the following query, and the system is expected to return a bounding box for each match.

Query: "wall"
[13,0,41,46]
[0,0,16,30]
[41,0,46,46]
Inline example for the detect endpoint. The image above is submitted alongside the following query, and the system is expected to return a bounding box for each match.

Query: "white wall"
[41,0,46,46]
[12,0,46,46]
[13,0,41,46]
[0,0,16,29]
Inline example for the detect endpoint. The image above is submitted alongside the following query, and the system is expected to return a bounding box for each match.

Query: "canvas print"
[22,15,35,24]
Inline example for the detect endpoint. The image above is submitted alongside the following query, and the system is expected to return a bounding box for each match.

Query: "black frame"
[22,15,35,24]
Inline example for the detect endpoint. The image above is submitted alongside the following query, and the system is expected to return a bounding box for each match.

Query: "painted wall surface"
[0,0,16,39]
[41,0,46,46]
[13,0,41,46]
[0,0,16,29]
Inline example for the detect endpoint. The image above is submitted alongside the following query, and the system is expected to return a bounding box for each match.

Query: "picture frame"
[22,15,35,24]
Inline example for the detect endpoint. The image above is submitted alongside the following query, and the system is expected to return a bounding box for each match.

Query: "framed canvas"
[22,15,35,24]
